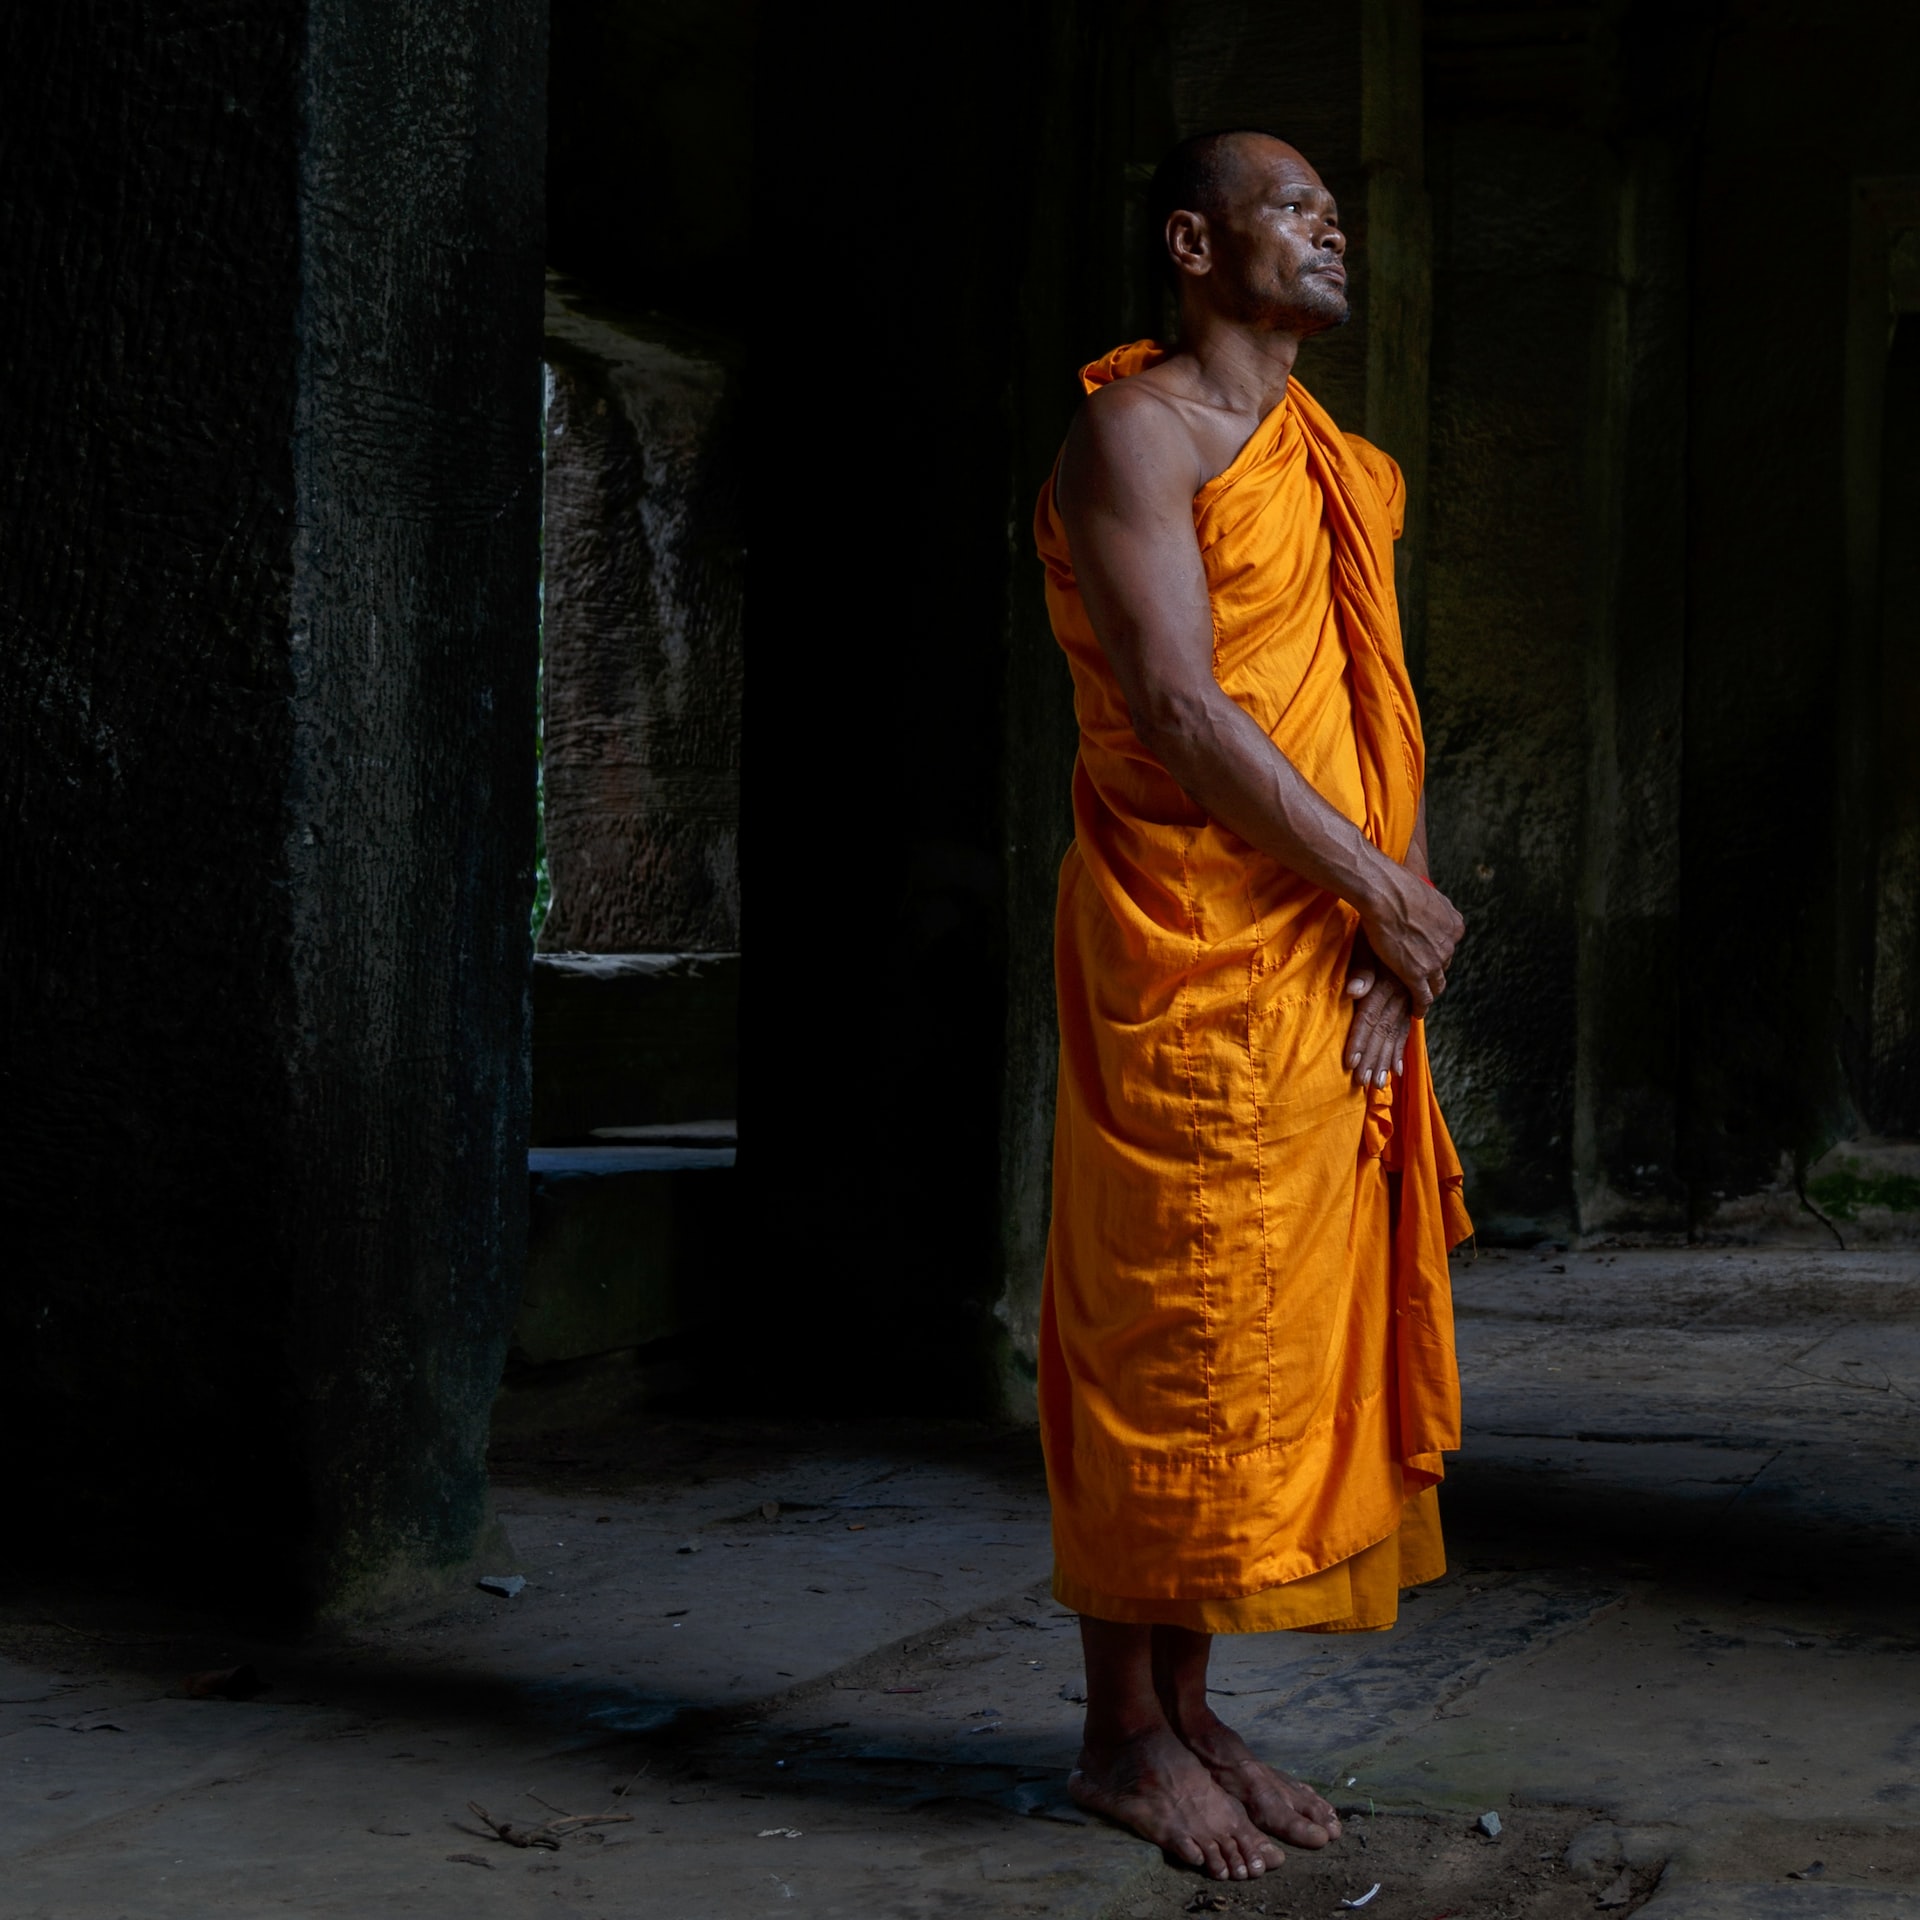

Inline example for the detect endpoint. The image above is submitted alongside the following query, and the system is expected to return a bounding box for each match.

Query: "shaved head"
[1149,130,1294,281]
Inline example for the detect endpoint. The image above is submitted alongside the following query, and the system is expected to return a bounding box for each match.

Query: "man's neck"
[1167,308,1303,420]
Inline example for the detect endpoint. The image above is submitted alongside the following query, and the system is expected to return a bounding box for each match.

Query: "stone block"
[513,1146,738,1368]
[532,952,738,1145]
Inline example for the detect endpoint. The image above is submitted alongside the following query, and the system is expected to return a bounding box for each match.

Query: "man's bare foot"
[1069,1721,1287,1881]
[1170,1704,1341,1848]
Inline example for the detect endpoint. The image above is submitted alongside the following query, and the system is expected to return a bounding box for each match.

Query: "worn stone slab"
[1246,1574,1622,1771]
[1639,1888,1920,1918]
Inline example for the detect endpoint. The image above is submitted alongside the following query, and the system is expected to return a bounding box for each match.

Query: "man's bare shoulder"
[1061,375,1209,516]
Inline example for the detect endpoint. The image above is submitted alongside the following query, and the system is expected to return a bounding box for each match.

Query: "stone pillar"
[1569,128,1691,1241]
[1868,298,1920,1131]
[1683,1,1920,1223]
[0,0,545,1614]
[1845,189,1920,1136]
[1420,3,1713,1243]
[537,287,743,956]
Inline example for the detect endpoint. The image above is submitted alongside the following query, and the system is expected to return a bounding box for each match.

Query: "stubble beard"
[1286,268,1351,335]
[1225,263,1350,338]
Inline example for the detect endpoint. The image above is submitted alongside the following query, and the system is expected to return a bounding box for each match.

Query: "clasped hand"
[1345,875,1465,1091]
[1343,935,1411,1092]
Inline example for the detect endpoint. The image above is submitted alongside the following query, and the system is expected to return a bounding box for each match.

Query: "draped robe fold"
[1036,341,1472,1634]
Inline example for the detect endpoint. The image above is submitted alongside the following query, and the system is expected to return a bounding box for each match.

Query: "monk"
[1036,129,1473,1883]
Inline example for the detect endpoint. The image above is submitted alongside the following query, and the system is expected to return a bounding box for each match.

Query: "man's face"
[1177,138,1350,335]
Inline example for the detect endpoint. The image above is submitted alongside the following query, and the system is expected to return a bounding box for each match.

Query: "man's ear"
[1166,210,1211,279]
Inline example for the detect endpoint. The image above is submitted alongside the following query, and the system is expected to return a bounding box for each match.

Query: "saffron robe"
[1036,341,1472,1633]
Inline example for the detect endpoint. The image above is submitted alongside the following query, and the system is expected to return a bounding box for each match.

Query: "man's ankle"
[1082,1706,1169,1751]
[1157,1695,1223,1741]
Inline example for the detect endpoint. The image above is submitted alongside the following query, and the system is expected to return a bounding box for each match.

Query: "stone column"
[1682,1,1920,1223]
[0,0,546,1614]
[537,287,743,957]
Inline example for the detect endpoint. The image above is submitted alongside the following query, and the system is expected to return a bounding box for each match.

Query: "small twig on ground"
[466,1801,562,1850]
[466,1794,636,1852]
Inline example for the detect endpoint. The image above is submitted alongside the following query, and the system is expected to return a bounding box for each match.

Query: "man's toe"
[1231,1819,1275,1875]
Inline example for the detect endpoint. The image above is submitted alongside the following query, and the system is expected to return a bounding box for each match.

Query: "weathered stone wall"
[0,0,545,1613]
[538,289,743,954]
[1416,0,1920,1240]
[1419,1,1700,1241]
[1684,0,1920,1225]
[1870,312,1920,1131]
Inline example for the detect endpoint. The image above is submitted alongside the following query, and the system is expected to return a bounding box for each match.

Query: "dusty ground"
[3,1248,1920,1918]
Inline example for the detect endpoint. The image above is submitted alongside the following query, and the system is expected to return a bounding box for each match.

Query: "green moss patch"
[1808,1163,1920,1219]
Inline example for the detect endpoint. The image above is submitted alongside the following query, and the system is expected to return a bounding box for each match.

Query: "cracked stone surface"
[3,1250,1919,1916]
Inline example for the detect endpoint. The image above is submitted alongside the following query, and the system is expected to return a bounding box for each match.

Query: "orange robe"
[1036,342,1471,1634]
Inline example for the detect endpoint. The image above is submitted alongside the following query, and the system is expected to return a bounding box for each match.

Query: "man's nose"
[1318,225,1346,256]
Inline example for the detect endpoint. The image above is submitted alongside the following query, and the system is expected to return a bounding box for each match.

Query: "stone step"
[498,1141,739,1436]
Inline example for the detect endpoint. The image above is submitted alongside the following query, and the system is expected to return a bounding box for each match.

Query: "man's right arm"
[1055,387,1462,1010]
